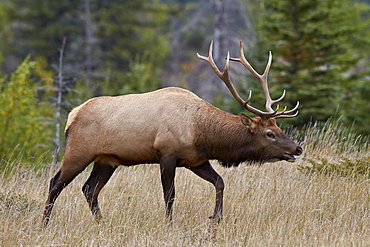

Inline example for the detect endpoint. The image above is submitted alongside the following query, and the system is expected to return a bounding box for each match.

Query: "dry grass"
[0,123,369,246]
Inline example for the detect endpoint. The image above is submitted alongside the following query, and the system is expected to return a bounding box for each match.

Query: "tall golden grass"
[0,121,369,246]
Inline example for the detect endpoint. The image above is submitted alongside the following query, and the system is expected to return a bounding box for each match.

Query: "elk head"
[197,41,302,162]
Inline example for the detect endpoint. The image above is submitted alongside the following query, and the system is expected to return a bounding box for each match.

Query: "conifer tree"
[5,0,170,96]
[249,0,370,134]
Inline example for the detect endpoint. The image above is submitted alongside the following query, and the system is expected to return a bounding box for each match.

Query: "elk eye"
[267,131,275,139]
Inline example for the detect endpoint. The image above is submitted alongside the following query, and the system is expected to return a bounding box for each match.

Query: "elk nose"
[296,146,303,155]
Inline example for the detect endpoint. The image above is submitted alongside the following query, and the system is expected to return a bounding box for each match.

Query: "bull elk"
[42,41,302,226]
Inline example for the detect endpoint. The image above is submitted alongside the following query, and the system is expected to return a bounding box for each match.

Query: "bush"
[299,156,370,179]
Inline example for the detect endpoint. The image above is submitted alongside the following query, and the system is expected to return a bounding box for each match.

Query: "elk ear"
[267,118,277,126]
[240,113,257,131]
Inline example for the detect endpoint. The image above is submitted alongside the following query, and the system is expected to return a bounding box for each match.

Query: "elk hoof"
[208,215,222,223]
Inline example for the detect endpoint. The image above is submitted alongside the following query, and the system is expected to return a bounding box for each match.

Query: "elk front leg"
[159,154,177,221]
[187,161,224,222]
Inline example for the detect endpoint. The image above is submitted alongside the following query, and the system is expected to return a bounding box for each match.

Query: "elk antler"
[197,41,299,121]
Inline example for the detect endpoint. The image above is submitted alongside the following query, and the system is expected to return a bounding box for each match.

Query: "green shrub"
[299,156,370,179]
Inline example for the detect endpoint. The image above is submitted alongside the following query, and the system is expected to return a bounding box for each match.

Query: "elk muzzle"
[283,145,303,162]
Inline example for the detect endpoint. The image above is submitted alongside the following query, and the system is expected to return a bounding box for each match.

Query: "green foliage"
[0,1,14,62]
[4,0,170,96]
[6,0,80,63]
[242,0,370,135]
[118,55,165,95]
[0,57,52,170]
[299,156,370,179]
[96,0,170,95]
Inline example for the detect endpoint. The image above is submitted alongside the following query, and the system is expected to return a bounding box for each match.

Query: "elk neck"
[194,108,259,167]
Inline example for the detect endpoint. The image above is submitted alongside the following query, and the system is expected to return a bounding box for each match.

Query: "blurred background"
[0,0,369,163]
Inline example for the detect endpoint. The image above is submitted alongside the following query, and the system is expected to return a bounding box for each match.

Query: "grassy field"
[0,122,369,246]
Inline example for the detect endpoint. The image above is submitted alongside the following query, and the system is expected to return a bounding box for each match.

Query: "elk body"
[43,41,303,226]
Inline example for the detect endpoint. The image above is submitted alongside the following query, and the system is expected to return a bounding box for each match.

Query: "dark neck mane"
[194,109,260,167]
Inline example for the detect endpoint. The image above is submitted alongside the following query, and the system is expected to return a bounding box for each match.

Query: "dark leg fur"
[82,163,116,222]
[159,155,177,221]
[43,171,61,227]
[43,158,92,227]
[43,169,81,227]
[187,161,224,222]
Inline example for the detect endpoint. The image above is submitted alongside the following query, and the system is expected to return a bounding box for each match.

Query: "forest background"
[0,0,369,167]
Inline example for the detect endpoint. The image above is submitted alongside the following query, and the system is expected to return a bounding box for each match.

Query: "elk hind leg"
[82,160,117,222]
[43,159,91,227]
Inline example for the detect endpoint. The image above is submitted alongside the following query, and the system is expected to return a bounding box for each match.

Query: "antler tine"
[197,41,261,115]
[275,112,299,119]
[279,101,300,114]
[262,51,272,78]
[272,90,286,105]
[198,41,300,121]
[274,101,300,119]
[230,43,276,112]
[274,111,299,119]
[229,41,300,120]
[197,40,222,77]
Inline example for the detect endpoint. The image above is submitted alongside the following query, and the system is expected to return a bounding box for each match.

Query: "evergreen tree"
[7,0,80,65]
[94,0,170,95]
[247,0,370,134]
[3,0,170,96]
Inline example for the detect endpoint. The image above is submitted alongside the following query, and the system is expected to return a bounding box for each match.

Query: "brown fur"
[42,87,302,226]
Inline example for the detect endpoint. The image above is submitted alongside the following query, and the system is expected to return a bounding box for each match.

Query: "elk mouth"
[266,153,297,163]
[283,153,296,162]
